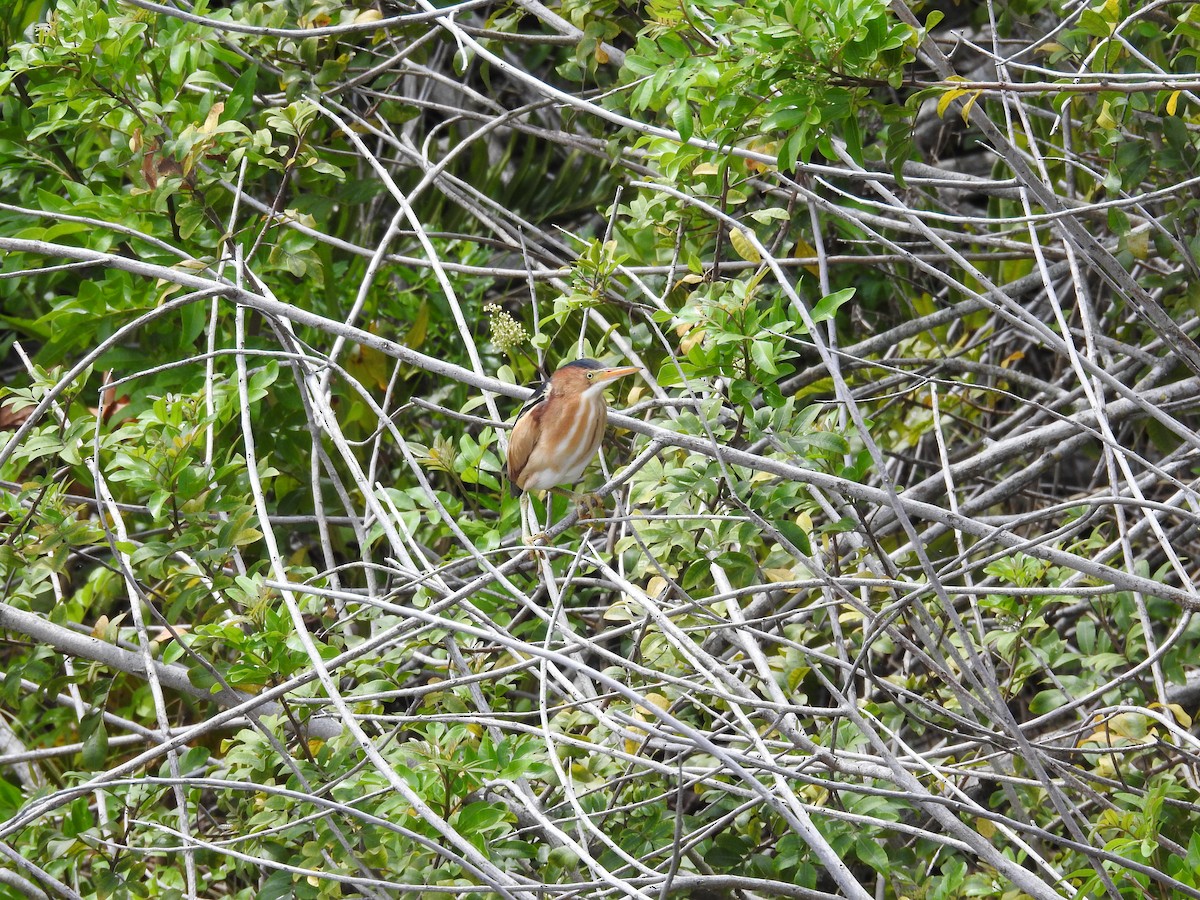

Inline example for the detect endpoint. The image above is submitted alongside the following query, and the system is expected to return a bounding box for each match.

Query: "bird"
[506,358,641,543]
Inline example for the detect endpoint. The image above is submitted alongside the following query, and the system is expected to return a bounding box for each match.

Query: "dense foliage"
[4,0,1200,897]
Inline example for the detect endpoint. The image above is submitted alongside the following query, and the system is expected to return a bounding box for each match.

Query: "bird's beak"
[597,365,641,383]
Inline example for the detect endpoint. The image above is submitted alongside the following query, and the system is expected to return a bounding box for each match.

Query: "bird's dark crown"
[558,358,604,371]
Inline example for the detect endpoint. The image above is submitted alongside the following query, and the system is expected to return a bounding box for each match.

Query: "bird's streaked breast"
[516,392,607,492]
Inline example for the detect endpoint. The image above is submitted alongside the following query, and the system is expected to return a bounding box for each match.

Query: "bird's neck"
[578,381,610,403]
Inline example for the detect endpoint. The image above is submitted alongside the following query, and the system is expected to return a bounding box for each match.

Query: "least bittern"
[507,359,640,542]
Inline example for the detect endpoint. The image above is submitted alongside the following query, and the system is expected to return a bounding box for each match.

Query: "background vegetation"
[4,0,1200,897]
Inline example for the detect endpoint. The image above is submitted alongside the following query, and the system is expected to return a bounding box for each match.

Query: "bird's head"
[551,359,641,399]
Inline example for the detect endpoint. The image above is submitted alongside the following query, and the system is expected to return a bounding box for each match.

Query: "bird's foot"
[521,532,550,561]
[575,492,605,522]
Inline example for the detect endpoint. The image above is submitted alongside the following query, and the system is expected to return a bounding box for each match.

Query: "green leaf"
[66,795,93,838]
[855,836,889,871]
[225,66,259,123]
[1186,830,1200,872]
[81,716,108,769]
[256,869,294,900]
[750,339,778,375]
[455,801,508,834]
[777,129,806,172]
[1029,689,1066,715]
[671,101,693,142]
[774,519,812,556]
[764,106,810,132]
[1078,9,1113,37]
[0,776,21,820]
[810,287,856,324]
[804,431,850,455]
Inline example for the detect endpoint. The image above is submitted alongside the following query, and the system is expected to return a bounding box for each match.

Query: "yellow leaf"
[937,87,969,119]
[1000,350,1024,368]
[1167,90,1182,116]
[1169,703,1192,727]
[347,340,391,390]
[281,207,318,229]
[625,697,669,754]
[201,102,225,135]
[603,598,636,622]
[1108,712,1152,741]
[745,139,778,173]
[791,238,820,276]
[680,324,705,354]
[1124,229,1149,259]
[1149,701,1193,728]
[729,229,761,263]
[1097,101,1117,129]
[641,692,670,713]
[959,90,981,123]
[800,784,829,805]
[355,8,383,23]
[693,162,720,175]
[595,45,609,64]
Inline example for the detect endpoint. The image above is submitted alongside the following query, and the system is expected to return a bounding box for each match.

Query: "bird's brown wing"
[507,386,547,496]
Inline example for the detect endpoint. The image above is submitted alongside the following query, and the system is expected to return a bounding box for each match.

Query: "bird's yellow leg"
[521,492,548,546]
[519,492,530,544]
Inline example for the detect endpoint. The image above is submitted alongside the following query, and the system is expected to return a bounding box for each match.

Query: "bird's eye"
[586,372,594,380]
